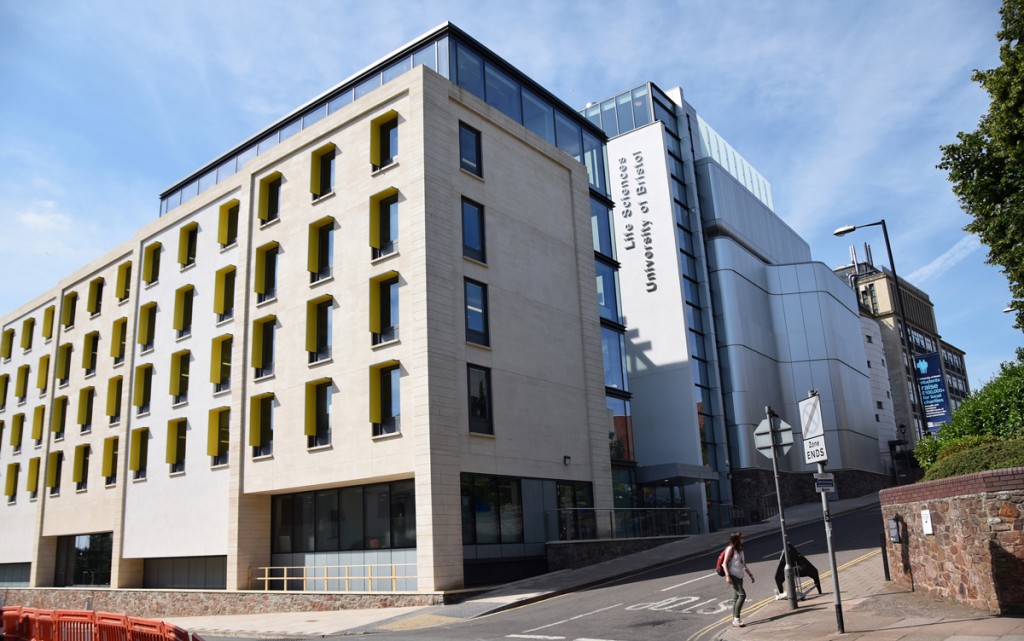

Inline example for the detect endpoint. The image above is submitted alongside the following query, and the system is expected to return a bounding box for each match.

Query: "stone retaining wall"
[879,467,1024,614]
[0,588,443,618]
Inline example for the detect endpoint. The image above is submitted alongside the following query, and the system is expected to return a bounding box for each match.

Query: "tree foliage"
[922,437,1024,481]
[915,348,1024,469]
[939,0,1024,327]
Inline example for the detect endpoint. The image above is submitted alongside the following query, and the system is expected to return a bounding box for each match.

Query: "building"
[583,83,889,522]
[0,24,900,597]
[0,23,627,592]
[835,248,971,444]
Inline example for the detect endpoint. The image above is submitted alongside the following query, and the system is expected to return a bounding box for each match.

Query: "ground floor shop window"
[461,473,524,544]
[271,479,415,554]
[54,532,112,586]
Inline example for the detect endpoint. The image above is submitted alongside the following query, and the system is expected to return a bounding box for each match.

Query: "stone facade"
[879,467,1024,614]
[732,468,888,518]
[0,587,442,618]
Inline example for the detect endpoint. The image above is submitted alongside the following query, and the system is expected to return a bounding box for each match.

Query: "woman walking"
[724,531,755,627]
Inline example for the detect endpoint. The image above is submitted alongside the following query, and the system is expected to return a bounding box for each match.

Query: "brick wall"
[879,467,1024,614]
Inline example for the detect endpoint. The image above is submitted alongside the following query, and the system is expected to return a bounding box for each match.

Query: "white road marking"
[508,635,564,640]
[662,572,718,591]
[521,604,623,633]
[761,539,816,560]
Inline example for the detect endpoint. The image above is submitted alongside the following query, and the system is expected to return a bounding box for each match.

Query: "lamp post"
[835,219,922,442]
[898,423,910,483]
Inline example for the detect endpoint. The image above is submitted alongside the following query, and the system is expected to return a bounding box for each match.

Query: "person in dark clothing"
[774,542,821,598]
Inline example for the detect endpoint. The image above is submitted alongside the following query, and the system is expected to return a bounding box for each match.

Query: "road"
[358,504,883,641]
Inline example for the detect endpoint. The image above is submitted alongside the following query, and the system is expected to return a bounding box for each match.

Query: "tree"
[939,0,1024,328]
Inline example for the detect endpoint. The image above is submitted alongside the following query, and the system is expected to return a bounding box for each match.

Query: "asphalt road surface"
[358,503,883,641]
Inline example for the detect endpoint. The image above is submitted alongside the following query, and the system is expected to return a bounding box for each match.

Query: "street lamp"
[835,219,922,441]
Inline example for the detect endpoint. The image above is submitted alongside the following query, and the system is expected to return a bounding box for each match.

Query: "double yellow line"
[686,549,880,641]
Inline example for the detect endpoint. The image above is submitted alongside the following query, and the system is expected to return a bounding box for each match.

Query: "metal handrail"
[249,563,416,592]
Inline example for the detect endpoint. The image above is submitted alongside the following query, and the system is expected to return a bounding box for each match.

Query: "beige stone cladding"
[0,292,60,571]
[0,62,614,593]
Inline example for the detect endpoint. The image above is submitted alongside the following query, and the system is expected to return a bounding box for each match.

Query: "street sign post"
[800,391,844,634]
[799,394,828,464]
[758,406,798,610]
[814,472,835,493]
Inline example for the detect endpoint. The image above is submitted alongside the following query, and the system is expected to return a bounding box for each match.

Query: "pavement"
[166,493,1024,640]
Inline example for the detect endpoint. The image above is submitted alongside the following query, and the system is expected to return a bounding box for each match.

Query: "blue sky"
[0,0,1019,388]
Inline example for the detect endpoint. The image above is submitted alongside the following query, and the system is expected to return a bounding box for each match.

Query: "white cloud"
[907,235,983,284]
[16,203,72,232]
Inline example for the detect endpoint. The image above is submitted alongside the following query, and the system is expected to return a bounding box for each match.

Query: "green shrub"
[922,437,1024,480]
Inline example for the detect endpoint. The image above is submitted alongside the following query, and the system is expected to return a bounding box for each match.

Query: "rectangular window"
[27,457,40,499]
[370,189,399,259]
[42,305,55,340]
[169,350,190,404]
[468,365,493,435]
[310,144,336,199]
[461,474,524,544]
[1,328,13,359]
[106,376,123,425]
[211,335,233,393]
[306,297,333,363]
[602,326,627,390]
[9,413,24,453]
[208,407,230,466]
[56,343,72,386]
[214,266,236,322]
[459,122,482,176]
[258,172,283,224]
[249,394,274,458]
[462,198,486,262]
[308,218,335,283]
[138,302,157,352]
[129,428,148,480]
[21,317,35,351]
[142,242,162,284]
[173,286,195,338]
[178,223,199,268]
[252,316,276,378]
[371,361,400,437]
[61,292,78,329]
[15,364,30,402]
[77,387,95,433]
[87,278,104,316]
[133,364,153,416]
[73,444,90,491]
[371,112,399,170]
[370,272,399,344]
[464,279,490,346]
[5,463,19,503]
[595,260,620,323]
[47,451,63,496]
[51,396,67,439]
[102,437,118,486]
[110,317,127,365]
[115,261,132,301]
[31,405,45,445]
[255,243,279,303]
[306,379,332,448]
[167,419,187,473]
[0,374,6,409]
[218,200,240,248]
[82,332,99,376]
[36,354,50,393]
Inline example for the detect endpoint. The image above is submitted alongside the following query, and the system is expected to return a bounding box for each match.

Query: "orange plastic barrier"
[126,617,165,641]
[0,607,196,641]
[1,606,27,641]
[55,610,95,641]
[33,609,55,641]
[94,612,129,641]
